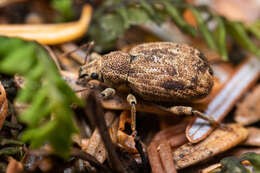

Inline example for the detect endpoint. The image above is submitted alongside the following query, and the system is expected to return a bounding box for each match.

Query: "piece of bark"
[158,142,177,173]
[235,85,260,125]
[243,127,260,146]
[174,124,248,169]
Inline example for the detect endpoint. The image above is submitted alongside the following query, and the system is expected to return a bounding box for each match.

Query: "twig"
[134,136,150,173]
[84,90,127,173]
[71,148,112,173]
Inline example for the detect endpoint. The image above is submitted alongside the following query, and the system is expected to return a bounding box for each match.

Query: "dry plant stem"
[134,136,150,172]
[85,90,127,173]
[71,148,112,173]
[174,124,248,169]
[0,5,92,45]
[0,82,8,130]
[158,142,177,173]
[187,57,260,143]
[61,41,94,63]
[60,43,87,64]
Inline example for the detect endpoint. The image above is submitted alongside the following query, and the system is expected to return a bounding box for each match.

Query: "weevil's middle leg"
[101,88,116,99]
[127,94,137,137]
[169,106,222,127]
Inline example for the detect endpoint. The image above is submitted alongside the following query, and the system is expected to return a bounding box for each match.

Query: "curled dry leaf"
[174,124,248,169]
[0,82,8,130]
[0,5,92,45]
[243,127,260,147]
[117,111,137,153]
[235,85,260,125]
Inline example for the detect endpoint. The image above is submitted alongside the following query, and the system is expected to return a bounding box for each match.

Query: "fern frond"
[0,36,83,158]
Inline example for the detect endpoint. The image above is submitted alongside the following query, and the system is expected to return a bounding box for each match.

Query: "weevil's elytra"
[79,42,214,103]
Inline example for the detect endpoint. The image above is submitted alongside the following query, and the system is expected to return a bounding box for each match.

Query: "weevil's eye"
[91,73,99,79]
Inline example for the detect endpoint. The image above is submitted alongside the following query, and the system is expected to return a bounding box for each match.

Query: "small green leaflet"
[0,36,83,158]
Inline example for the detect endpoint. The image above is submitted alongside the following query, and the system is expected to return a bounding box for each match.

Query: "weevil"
[79,42,215,135]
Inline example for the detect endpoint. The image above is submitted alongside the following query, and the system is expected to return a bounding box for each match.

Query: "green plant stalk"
[225,21,260,57]
[248,24,260,40]
[162,1,197,37]
[215,16,228,61]
[189,7,217,51]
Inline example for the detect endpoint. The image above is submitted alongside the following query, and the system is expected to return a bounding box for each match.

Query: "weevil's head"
[78,56,103,83]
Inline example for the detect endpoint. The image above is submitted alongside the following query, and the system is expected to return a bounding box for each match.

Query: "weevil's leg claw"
[127,94,137,136]
[101,88,116,99]
[192,110,230,130]
[169,106,229,130]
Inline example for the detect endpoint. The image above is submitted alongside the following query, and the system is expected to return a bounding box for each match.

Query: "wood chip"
[243,127,260,146]
[174,124,248,169]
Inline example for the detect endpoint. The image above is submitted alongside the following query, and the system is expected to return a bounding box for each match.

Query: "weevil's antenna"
[84,41,95,65]
[61,41,95,65]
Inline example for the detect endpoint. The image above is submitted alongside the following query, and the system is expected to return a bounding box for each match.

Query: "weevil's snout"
[78,66,90,80]
[78,58,102,84]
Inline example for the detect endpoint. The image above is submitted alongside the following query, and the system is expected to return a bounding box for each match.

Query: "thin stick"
[85,90,127,173]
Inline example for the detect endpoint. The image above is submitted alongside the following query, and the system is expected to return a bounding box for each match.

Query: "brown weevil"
[79,42,216,135]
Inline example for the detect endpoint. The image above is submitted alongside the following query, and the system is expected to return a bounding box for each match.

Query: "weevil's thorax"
[101,51,131,89]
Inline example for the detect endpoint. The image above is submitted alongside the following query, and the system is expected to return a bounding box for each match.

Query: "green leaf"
[225,21,260,56]
[162,1,197,37]
[117,8,151,29]
[241,152,260,172]
[189,7,217,51]
[0,36,83,158]
[214,16,228,61]
[51,0,75,22]
[89,13,125,48]
[220,157,250,173]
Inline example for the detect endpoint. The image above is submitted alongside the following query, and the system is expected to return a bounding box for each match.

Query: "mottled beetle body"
[79,42,214,103]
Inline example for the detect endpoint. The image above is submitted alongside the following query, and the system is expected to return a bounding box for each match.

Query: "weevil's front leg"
[101,88,116,99]
[127,94,137,136]
[169,106,221,127]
